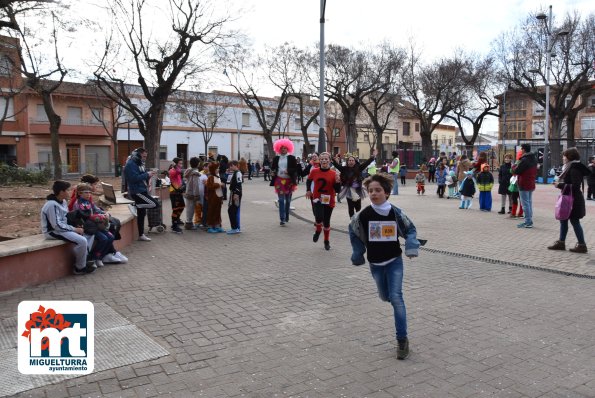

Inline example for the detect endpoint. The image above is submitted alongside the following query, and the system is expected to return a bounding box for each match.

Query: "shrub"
[0,164,51,185]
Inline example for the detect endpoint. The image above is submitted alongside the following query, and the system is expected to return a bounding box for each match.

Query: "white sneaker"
[95,259,105,267]
[138,234,151,241]
[128,204,137,217]
[102,253,121,264]
[114,251,128,263]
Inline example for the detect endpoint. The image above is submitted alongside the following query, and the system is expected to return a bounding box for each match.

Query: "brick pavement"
[1,178,594,397]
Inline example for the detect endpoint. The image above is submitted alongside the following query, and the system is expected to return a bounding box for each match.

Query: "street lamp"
[318,0,327,153]
[534,5,569,183]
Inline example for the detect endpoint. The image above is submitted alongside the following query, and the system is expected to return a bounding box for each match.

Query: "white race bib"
[320,194,331,205]
[368,221,397,242]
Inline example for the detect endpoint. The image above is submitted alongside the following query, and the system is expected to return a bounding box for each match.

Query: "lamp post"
[318,0,327,153]
[534,5,569,183]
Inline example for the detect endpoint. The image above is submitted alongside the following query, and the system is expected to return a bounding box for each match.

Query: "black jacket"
[556,162,590,219]
[498,162,513,195]
[271,155,299,185]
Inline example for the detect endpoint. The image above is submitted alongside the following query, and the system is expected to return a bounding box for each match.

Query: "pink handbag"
[555,184,573,220]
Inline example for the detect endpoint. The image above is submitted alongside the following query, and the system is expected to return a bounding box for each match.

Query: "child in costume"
[271,138,299,225]
[348,173,420,360]
[414,170,426,195]
[459,170,476,209]
[226,160,243,234]
[306,152,341,250]
[446,170,458,199]
[476,164,494,211]
[206,162,225,233]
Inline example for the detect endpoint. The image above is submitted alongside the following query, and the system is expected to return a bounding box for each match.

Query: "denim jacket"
[349,204,420,265]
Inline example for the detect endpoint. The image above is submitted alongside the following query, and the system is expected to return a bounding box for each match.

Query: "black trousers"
[313,202,334,228]
[346,198,361,218]
[132,192,159,235]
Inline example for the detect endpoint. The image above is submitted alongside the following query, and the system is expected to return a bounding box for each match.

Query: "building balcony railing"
[29,117,104,126]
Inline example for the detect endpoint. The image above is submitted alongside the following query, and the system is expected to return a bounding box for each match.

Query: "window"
[564,96,571,109]
[415,123,420,132]
[178,108,188,122]
[90,107,103,124]
[581,117,595,138]
[333,128,340,137]
[503,120,527,140]
[159,146,167,160]
[532,101,544,116]
[333,147,340,155]
[403,122,411,136]
[208,111,217,125]
[532,121,545,138]
[66,106,82,125]
[294,117,301,130]
[0,97,15,121]
[0,55,12,76]
[589,96,595,108]
[241,112,250,127]
[36,104,48,122]
[363,133,369,142]
[265,114,274,126]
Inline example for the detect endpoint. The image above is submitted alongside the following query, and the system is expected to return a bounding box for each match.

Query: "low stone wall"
[0,202,136,292]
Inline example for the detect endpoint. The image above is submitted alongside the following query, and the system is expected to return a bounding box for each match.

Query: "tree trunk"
[301,127,311,152]
[41,92,63,178]
[420,129,433,160]
[113,127,119,177]
[566,112,577,148]
[375,126,384,164]
[263,129,274,159]
[143,105,165,169]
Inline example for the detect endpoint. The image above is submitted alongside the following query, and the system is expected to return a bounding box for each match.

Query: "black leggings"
[313,202,334,228]
[346,198,361,218]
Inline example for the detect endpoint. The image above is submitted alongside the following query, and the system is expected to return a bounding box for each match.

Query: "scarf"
[559,160,580,181]
[371,201,392,216]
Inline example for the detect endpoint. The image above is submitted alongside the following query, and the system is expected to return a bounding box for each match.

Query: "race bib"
[320,194,331,205]
[368,221,397,242]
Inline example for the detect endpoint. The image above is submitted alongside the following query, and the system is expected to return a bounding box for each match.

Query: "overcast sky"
[232,0,592,58]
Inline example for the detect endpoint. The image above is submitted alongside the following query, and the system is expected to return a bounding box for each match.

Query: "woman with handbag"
[548,148,590,253]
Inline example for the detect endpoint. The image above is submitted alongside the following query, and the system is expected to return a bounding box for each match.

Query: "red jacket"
[513,152,538,191]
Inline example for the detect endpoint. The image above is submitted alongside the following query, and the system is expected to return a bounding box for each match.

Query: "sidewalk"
[1,179,594,397]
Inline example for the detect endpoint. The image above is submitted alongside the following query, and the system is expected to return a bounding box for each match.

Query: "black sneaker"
[397,338,409,360]
[171,224,183,234]
[73,263,97,275]
[324,240,330,251]
[313,231,321,242]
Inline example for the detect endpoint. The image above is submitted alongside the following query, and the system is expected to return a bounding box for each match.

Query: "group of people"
[41,174,128,275]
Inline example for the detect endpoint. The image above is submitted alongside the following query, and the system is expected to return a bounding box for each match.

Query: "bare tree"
[176,90,232,157]
[0,0,52,32]
[7,3,68,177]
[360,43,405,163]
[325,45,378,154]
[494,10,595,165]
[224,43,298,158]
[401,45,467,159]
[93,0,234,168]
[446,54,500,151]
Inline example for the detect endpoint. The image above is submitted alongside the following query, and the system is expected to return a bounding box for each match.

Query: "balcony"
[30,117,104,126]
[28,117,109,136]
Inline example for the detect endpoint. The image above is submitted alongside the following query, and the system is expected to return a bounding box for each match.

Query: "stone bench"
[0,202,137,292]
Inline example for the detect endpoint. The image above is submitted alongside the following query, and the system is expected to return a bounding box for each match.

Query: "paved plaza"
[1,179,594,397]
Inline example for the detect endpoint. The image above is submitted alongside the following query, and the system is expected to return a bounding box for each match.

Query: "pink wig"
[273,138,294,155]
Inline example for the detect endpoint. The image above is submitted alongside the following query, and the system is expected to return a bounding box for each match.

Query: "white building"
[117,88,319,168]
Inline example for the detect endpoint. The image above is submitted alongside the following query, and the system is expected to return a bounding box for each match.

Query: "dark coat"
[271,155,299,185]
[459,177,476,197]
[587,164,595,186]
[556,162,590,220]
[514,152,538,191]
[498,162,513,195]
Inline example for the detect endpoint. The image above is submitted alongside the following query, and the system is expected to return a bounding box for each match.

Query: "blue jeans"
[369,257,407,340]
[391,173,399,195]
[278,193,292,222]
[560,218,585,244]
[519,190,533,225]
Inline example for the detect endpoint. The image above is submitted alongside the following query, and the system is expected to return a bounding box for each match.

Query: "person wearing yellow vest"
[389,151,400,195]
[367,161,378,176]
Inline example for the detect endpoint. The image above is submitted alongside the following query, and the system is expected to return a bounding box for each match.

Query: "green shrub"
[0,164,51,185]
